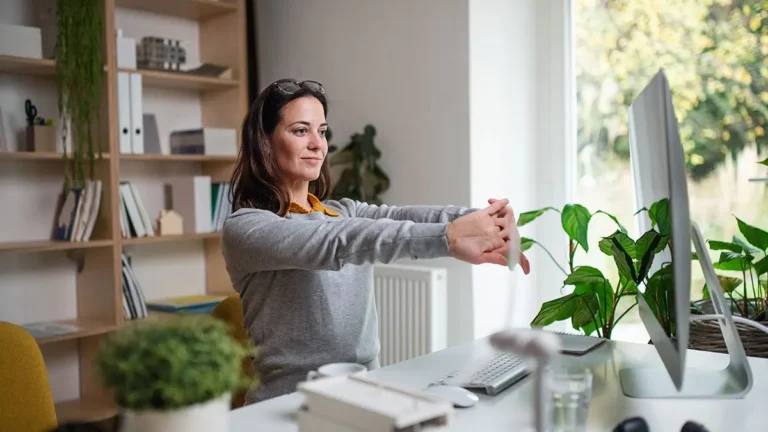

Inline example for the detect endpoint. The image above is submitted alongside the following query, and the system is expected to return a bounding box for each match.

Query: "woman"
[222,78,530,404]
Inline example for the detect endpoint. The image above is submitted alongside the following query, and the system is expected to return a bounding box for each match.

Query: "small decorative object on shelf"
[95,316,253,432]
[137,36,187,71]
[157,209,183,236]
[24,98,56,151]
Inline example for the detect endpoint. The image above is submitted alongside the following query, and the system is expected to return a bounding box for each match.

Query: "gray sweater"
[221,198,473,403]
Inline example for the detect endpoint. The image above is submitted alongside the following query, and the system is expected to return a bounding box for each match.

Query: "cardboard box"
[26,125,57,153]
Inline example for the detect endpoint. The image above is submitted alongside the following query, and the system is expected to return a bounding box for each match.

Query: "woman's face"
[270,96,328,184]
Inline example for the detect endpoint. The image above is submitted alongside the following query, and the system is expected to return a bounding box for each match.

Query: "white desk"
[229,337,768,432]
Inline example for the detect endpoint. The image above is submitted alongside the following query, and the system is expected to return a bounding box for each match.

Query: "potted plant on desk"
[95,316,253,432]
[521,198,675,340]
[689,215,768,358]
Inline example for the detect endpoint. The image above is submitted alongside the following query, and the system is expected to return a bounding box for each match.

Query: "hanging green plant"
[56,0,105,192]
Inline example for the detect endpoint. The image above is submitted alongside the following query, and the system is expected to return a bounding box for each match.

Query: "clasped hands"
[446,198,530,274]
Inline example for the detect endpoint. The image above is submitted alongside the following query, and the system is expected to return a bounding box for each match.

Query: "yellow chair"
[0,321,58,432]
[211,294,257,409]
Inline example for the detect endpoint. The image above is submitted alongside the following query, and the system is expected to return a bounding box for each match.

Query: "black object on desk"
[550,331,607,355]
[613,417,649,432]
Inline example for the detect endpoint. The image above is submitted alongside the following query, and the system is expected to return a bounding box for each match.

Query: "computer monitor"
[619,68,753,399]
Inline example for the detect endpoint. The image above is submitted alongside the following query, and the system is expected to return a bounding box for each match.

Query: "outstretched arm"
[331,198,477,223]
[221,208,452,273]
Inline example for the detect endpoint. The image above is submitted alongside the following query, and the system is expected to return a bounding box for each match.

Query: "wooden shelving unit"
[0,0,247,425]
[0,54,56,77]
[0,239,113,254]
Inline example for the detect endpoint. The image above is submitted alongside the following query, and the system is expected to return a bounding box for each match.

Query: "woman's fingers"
[519,253,530,274]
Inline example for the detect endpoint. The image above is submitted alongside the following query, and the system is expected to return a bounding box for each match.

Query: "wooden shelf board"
[0,152,112,161]
[0,239,113,254]
[116,0,238,21]
[55,398,118,424]
[119,67,238,91]
[122,232,221,245]
[0,54,56,77]
[120,153,236,162]
[35,319,116,345]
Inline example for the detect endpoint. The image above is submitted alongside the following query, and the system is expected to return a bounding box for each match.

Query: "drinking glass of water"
[547,368,593,432]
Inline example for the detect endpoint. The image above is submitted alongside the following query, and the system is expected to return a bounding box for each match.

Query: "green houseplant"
[327,124,390,204]
[56,0,105,192]
[523,198,674,339]
[96,316,253,432]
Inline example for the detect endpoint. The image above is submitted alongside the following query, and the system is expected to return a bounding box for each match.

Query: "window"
[573,0,768,342]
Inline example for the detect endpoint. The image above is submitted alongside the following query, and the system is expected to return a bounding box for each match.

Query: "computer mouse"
[422,385,479,408]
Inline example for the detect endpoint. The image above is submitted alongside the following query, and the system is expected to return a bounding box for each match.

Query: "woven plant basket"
[689,299,768,358]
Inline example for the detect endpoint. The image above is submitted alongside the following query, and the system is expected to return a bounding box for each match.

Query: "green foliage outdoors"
[96,316,253,411]
[577,0,768,181]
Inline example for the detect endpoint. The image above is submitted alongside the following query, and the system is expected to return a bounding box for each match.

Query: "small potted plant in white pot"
[95,316,253,432]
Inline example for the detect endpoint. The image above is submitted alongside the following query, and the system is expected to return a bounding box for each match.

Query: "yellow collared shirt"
[288,193,340,217]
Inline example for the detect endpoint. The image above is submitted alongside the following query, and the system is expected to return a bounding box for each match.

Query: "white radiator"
[373,264,448,367]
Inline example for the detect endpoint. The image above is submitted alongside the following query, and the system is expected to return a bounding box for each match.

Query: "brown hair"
[230,80,331,216]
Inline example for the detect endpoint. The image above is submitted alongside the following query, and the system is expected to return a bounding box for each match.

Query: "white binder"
[117,72,132,154]
[129,73,144,154]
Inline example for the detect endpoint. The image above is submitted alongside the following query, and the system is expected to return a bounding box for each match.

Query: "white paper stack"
[296,375,454,432]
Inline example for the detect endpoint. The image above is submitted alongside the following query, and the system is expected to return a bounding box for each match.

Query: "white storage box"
[0,24,42,59]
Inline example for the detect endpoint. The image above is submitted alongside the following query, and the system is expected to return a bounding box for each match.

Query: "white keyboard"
[437,352,530,396]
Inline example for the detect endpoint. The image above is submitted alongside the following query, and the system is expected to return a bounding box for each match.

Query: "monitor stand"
[619,222,753,399]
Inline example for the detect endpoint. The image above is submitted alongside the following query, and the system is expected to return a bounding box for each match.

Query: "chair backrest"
[0,321,58,431]
[210,294,256,409]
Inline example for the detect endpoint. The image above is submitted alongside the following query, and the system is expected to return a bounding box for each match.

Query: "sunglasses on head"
[272,79,325,95]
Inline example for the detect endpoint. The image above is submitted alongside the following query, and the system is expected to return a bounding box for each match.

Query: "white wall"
[467,0,573,338]
[256,0,476,345]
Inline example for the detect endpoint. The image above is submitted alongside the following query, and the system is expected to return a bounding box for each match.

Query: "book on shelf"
[169,127,237,156]
[21,322,83,339]
[122,253,148,321]
[211,182,232,232]
[146,294,226,314]
[120,181,155,238]
[51,179,103,242]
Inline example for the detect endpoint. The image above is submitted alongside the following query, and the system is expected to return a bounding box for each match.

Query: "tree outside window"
[574,0,768,341]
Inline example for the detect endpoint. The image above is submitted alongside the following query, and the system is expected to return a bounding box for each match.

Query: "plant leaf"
[714,251,753,271]
[643,264,674,324]
[520,237,533,253]
[708,240,743,253]
[759,157,768,166]
[599,230,636,258]
[530,293,583,327]
[753,256,768,277]
[574,281,613,331]
[635,231,668,282]
[620,274,639,295]
[329,147,356,165]
[609,236,637,283]
[518,207,558,227]
[561,204,592,252]
[702,276,743,300]
[649,198,671,235]
[736,218,768,251]
[571,294,600,330]
[733,236,760,255]
[563,266,606,285]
